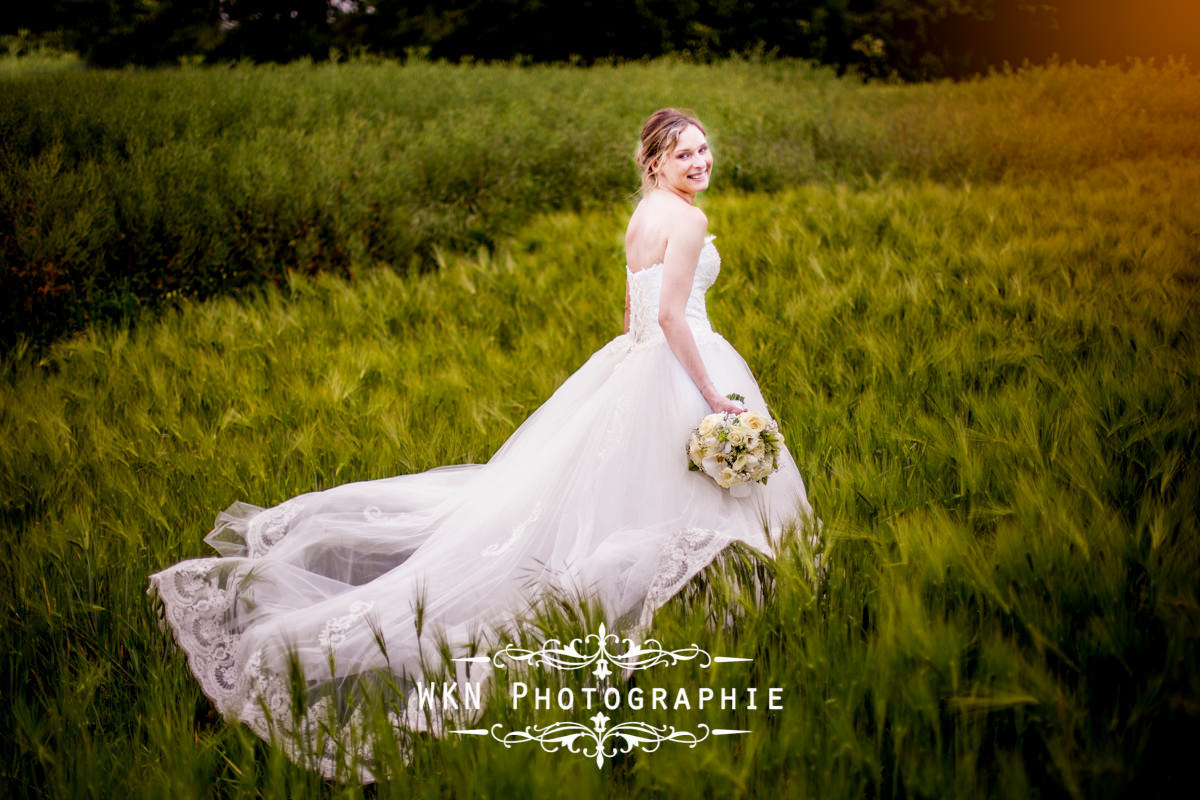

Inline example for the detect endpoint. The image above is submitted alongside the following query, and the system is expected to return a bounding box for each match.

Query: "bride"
[149,108,815,779]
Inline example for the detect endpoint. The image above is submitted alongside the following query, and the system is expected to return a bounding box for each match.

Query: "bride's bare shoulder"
[673,203,707,234]
[630,194,706,235]
[626,194,708,269]
[659,203,708,252]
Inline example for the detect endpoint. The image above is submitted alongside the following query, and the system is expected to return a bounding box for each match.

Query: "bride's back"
[625,194,683,273]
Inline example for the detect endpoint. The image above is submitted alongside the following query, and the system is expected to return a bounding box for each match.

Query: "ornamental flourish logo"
[447,623,782,767]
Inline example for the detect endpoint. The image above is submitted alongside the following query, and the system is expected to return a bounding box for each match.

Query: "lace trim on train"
[246,501,302,557]
[204,501,305,558]
[149,559,477,781]
[150,558,245,702]
[240,634,479,780]
[636,526,737,631]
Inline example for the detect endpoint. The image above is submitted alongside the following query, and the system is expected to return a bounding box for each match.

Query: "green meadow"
[1,59,1198,797]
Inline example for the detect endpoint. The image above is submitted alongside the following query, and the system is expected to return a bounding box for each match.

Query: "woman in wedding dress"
[149,108,814,779]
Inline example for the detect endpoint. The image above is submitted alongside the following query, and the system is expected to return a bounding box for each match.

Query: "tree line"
[5,1,1197,80]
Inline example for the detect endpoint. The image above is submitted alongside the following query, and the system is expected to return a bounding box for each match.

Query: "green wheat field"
[2,58,1198,798]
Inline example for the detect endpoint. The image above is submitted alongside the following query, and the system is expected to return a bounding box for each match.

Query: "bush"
[1,57,1197,348]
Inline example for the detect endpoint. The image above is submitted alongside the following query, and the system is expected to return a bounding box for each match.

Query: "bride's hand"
[702,385,747,415]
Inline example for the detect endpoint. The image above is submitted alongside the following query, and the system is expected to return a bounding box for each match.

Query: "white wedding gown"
[149,235,814,778]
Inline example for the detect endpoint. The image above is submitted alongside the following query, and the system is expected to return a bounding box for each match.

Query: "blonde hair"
[634,108,707,195]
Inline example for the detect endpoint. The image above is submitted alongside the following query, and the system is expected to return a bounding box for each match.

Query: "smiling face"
[654,124,713,203]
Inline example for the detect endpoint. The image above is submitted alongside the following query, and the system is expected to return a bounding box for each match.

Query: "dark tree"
[5,1,1197,79]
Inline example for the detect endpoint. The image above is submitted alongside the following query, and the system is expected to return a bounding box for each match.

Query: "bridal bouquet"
[687,395,784,497]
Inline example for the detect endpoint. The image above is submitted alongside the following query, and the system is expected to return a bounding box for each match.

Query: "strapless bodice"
[626,235,720,345]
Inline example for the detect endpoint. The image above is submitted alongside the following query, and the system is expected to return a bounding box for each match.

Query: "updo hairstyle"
[634,108,706,195]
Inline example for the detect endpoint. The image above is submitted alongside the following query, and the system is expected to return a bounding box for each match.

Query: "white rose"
[743,411,768,433]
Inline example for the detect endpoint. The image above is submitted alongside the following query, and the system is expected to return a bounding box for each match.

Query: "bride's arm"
[658,210,745,415]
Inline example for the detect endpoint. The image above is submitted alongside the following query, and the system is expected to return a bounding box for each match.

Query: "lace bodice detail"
[626,235,720,344]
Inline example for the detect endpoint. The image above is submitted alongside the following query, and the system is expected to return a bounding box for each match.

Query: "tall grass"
[2,58,1198,346]
[0,34,81,78]
[2,154,1197,795]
